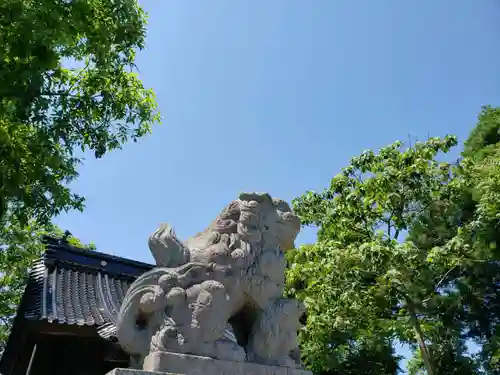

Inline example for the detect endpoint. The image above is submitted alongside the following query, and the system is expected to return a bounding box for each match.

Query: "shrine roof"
[1,237,151,375]
[11,236,153,339]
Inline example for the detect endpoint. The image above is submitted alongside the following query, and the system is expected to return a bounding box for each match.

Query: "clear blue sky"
[56,0,500,260]
[55,1,500,372]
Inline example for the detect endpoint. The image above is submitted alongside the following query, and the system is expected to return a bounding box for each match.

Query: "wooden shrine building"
[0,236,153,375]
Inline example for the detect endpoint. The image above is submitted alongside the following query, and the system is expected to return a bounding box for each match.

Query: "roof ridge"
[42,236,154,279]
[42,235,154,267]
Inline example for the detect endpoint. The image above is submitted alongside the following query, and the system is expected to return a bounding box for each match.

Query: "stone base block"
[107,351,312,375]
[107,370,170,375]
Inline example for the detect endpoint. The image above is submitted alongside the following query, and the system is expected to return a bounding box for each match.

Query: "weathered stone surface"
[108,352,312,375]
[116,193,306,372]
[143,352,312,375]
[106,369,170,375]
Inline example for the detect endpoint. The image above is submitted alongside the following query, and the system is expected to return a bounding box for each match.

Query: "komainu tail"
[148,223,190,267]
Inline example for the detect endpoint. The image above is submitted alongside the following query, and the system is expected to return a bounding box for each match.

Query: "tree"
[286,243,402,375]
[0,222,94,351]
[287,136,482,374]
[0,0,160,227]
[407,106,500,373]
[463,147,500,372]
[462,105,500,161]
[406,339,480,375]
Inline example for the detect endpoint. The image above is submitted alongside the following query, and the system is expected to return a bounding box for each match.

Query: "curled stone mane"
[117,192,305,372]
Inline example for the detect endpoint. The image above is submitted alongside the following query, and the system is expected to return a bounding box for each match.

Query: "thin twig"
[422,255,465,304]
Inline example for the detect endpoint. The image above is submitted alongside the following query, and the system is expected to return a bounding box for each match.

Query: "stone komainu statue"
[116,193,305,370]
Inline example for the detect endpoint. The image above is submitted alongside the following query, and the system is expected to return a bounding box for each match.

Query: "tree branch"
[422,255,465,305]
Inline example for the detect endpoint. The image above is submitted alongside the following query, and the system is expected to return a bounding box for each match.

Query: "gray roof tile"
[20,237,154,340]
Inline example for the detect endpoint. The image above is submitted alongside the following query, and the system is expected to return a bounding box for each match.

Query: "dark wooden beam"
[34,321,101,338]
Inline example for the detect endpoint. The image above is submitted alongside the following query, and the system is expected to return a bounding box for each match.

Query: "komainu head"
[184,192,301,269]
[148,192,301,269]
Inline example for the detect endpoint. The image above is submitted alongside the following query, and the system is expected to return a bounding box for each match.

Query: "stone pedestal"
[106,351,312,375]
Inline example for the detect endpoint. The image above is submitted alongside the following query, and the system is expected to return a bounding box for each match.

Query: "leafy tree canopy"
[0,0,160,227]
[286,134,493,374]
[463,105,500,161]
[408,106,500,373]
